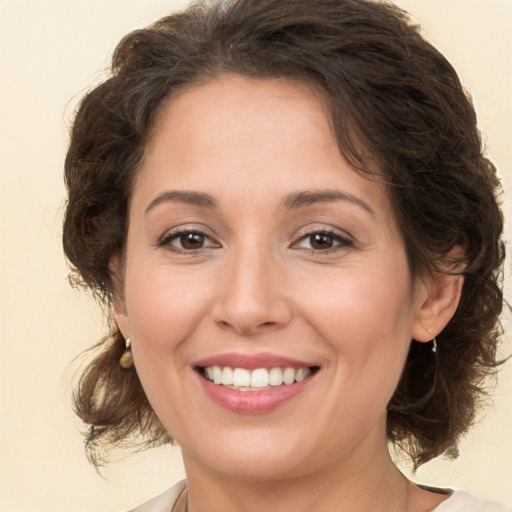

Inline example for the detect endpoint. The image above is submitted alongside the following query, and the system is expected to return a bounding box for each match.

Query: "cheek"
[124,264,211,357]
[122,266,212,428]
[296,259,414,385]
[299,262,413,340]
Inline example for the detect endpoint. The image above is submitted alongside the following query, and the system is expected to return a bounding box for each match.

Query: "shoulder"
[434,490,511,512]
[127,480,187,512]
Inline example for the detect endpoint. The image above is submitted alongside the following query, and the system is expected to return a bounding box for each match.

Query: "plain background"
[0,1,511,511]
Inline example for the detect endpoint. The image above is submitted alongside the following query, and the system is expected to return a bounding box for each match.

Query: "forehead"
[146,74,332,160]
[136,74,394,221]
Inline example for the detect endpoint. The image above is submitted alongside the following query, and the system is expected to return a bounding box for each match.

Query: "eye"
[158,230,219,252]
[294,230,353,252]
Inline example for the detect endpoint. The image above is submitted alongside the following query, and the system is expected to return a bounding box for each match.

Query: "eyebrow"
[282,189,375,215]
[145,188,374,216]
[145,190,218,214]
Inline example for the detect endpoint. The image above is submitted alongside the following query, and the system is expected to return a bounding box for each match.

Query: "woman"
[63,0,509,510]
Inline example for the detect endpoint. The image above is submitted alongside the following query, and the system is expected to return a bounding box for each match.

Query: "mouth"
[193,353,319,414]
[198,365,317,391]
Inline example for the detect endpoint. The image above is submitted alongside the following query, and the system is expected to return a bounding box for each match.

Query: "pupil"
[181,232,204,249]
[311,233,333,250]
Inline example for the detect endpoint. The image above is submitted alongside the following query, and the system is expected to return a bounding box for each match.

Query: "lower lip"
[199,374,313,414]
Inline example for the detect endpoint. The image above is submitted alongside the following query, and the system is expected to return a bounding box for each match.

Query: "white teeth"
[212,366,222,384]
[250,368,269,388]
[203,365,313,388]
[222,366,233,385]
[283,367,295,385]
[268,367,283,386]
[298,368,311,381]
[232,368,251,387]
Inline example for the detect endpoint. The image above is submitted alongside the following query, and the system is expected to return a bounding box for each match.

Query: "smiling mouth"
[198,365,319,391]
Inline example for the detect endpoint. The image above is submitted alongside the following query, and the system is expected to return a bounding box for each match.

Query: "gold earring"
[119,337,134,369]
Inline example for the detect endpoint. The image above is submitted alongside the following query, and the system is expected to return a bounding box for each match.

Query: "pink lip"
[194,352,317,414]
[199,375,313,414]
[194,352,313,370]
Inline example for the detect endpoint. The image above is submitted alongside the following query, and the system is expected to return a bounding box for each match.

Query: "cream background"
[0,1,510,511]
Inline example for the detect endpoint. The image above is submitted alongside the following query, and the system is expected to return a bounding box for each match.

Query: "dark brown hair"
[63,0,504,468]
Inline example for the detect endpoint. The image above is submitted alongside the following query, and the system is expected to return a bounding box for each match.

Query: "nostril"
[214,316,282,336]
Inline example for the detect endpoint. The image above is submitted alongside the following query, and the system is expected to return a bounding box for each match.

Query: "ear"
[411,248,465,342]
[110,256,130,340]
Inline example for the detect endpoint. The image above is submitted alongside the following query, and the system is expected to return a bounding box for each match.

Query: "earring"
[387,335,438,414]
[119,337,134,369]
[426,328,437,353]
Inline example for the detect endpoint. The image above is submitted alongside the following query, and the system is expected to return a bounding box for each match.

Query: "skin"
[115,75,463,512]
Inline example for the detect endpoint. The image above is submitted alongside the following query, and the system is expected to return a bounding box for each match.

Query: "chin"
[180,426,319,482]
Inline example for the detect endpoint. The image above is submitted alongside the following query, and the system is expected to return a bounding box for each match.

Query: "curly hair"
[63,0,504,468]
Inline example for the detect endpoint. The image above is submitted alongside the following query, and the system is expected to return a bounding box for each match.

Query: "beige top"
[129,480,511,512]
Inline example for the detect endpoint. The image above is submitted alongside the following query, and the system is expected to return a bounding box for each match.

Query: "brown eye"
[309,233,335,250]
[159,230,219,251]
[179,232,206,249]
[294,230,353,252]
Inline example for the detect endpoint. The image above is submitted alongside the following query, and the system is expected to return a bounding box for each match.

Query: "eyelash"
[292,229,354,253]
[156,227,354,254]
[157,229,220,253]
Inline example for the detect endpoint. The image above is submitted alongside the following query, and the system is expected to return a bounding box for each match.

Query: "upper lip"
[194,352,315,370]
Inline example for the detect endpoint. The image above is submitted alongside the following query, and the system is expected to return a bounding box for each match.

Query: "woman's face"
[115,75,432,481]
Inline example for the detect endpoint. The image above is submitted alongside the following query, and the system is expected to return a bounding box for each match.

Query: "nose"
[211,245,293,336]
